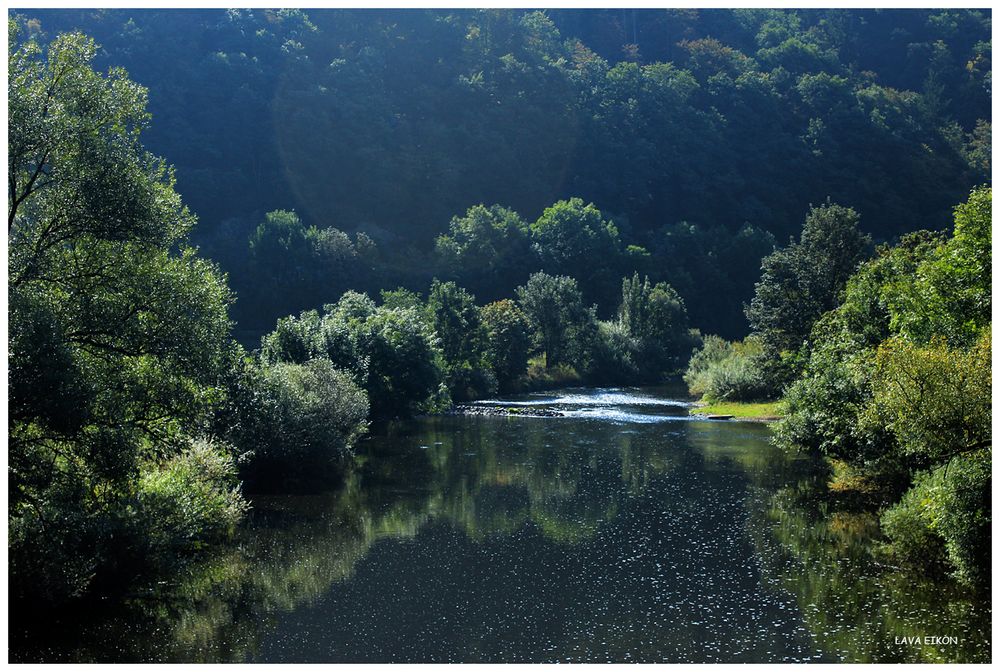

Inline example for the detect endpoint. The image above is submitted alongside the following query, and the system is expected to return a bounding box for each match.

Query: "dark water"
[11,388,990,663]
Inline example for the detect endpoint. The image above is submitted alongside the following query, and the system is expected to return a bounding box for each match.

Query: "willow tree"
[9,23,239,603]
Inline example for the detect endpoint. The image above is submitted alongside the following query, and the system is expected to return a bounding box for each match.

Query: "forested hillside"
[15,8,991,336]
[7,10,993,656]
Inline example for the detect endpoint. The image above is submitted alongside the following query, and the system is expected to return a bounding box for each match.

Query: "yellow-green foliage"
[684,335,777,402]
[863,328,991,463]
[775,188,992,587]
[138,440,250,554]
[866,330,991,587]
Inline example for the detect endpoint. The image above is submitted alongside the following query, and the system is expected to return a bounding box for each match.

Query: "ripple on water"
[474,388,693,409]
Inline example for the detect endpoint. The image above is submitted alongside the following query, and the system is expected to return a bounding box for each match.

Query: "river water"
[11,387,990,663]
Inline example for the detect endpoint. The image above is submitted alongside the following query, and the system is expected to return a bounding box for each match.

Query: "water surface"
[12,387,990,663]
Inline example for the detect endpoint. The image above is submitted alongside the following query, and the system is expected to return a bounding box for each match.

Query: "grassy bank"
[689,400,782,421]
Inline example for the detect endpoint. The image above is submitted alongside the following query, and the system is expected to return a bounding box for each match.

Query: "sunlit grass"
[689,400,782,420]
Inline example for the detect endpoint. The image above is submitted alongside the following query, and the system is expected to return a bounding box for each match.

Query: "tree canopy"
[14,8,990,336]
[9,23,242,605]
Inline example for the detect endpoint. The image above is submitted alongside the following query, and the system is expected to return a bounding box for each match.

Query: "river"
[11,387,990,663]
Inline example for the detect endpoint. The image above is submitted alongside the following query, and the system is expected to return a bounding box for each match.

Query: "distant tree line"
[16,8,992,337]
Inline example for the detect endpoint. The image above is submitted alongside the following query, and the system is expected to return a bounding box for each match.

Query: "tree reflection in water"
[12,407,990,663]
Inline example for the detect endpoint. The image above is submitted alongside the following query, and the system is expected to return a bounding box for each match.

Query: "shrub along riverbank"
[684,187,991,589]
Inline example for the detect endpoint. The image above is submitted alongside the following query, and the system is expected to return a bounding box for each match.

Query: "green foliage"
[684,335,734,397]
[137,440,249,555]
[776,315,887,465]
[249,209,314,266]
[519,358,583,392]
[702,339,774,402]
[9,438,248,609]
[884,186,991,347]
[774,232,946,463]
[380,287,423,311]
[881,450,990,586]
[618,273,691,371]
[515,272,598,371]
[588,320,642,384]
[590,274,696,384]
[863,330,991,467]
[8,24,242,606]
[20,9,987,335]
[530,198,622,309]
[427,279,495,400]
[746,202,871,353]
[481,299,532,391]
[434,204,535,302]
[252,360,368,485]
[245,209,377,323]
[213,349,369,489]
[684,335,777,402]
[352,303,448,415]
[775,189,992,586]
[650,221,776,338]
[260,292,445,417]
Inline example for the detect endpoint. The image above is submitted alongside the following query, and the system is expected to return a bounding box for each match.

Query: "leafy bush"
[703,349,771,402]
[684,335,775,401]
[684,335,734,396]
[481,299,532,390]
[259,292,445,417]
[881,450,990,586]
[518,358,583,392]
[244,209,378,327]
[360,306,448,415]
[588,320,641,384]
[10,438,249,609]
[775,313,888,463]
[231,359,369,487]
[137,440,250,556]
[862,329,991,467]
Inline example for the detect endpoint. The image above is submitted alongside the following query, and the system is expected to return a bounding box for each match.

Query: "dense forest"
[14,8,991,336]
[7,7,992,640]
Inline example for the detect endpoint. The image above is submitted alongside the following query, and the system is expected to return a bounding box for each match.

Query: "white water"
[472,388,695,423]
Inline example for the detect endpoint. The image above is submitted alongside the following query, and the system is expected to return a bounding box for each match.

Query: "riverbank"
[688,400,782,422]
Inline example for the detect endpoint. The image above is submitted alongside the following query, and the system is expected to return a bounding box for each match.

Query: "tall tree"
[481,299,532,390]
[516,272,597,369]
[746,202,871,352]
[427,279,493,399]
[530,198,623,310]
[9,24,237,602]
